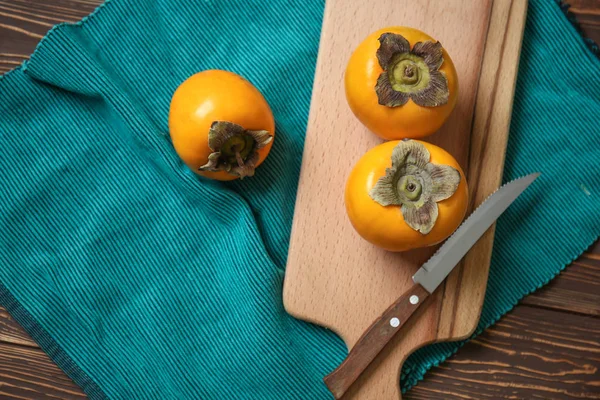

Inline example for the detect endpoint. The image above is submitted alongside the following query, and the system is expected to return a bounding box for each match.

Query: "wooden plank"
[0,308,38,348]
[0,0,99,72]
[566,0,600,45]
[523,245,600,316]
[284,0,527,398]
[0,342,86,400]
[406,305,600,400]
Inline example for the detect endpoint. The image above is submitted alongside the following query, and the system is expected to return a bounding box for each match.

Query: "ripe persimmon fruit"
[169,70,275,180]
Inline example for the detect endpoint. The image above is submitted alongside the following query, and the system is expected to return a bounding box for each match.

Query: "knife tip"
[520,172,541,189]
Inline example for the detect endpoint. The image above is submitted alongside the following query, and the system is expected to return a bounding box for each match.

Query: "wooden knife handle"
[323,283,430,399]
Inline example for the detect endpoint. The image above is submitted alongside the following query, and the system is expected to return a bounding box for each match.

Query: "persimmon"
[345,27,458,139]
[345,140,468,252]
[169,70,275,180]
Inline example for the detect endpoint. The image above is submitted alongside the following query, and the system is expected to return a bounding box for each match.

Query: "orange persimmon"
[345,140,468,252]
[345,27,458,139]
[169,70,275,181]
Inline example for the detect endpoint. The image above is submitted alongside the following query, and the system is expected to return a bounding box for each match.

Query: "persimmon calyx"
[375,33,449,108]
[199,121,272,179]
[369,139,460,234]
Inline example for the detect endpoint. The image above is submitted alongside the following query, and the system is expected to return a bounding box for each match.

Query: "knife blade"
[413,172,540,293]
[324,173,540,399]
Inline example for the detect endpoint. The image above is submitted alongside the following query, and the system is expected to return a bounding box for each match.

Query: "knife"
[323,173,540,399]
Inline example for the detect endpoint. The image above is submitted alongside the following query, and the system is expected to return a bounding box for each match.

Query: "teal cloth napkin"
[0,0,598,398]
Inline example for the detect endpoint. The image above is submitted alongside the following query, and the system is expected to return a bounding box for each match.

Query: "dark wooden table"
[1,1,599,399]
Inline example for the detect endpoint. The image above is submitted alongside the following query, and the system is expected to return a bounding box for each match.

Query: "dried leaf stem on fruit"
[370,140,460,234]
[375,33,449,108]
[199,121,273,179]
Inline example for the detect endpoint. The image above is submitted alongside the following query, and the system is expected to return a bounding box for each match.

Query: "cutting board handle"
[324,284,430,399]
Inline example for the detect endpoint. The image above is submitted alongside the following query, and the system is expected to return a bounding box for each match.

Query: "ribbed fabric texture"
[0,0,598,399]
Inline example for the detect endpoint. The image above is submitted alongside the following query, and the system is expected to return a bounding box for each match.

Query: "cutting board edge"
[446,0,529,341]
[281,0,340,334]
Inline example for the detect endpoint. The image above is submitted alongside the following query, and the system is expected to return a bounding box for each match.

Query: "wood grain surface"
[568,0,600,45]
[284,0,526,398]
[1,1,599,399]
[407,304,600,400]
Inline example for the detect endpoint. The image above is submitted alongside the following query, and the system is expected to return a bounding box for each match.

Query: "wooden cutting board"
[283,0,527,398]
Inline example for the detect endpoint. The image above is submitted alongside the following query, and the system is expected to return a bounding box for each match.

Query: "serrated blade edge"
[412,173,540,293]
